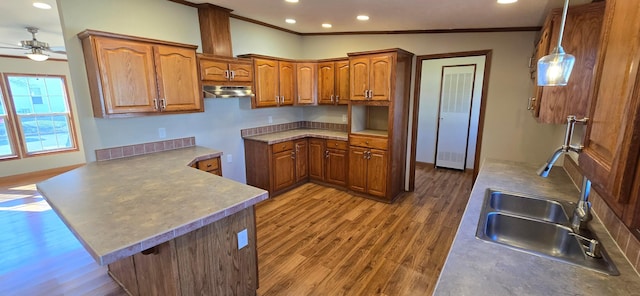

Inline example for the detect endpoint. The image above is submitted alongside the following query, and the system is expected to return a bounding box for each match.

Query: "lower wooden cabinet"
[348,146,388,198]
[294,139,309,183]
[193,157,222,176]
[309,139,348,187]
[272,148,295,192]
[244,139,308,196]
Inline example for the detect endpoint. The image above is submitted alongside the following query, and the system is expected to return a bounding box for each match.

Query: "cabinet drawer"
[349,135,388,150]
[197,157,220,172]
[326,139,348,150]
[272,141,294,154]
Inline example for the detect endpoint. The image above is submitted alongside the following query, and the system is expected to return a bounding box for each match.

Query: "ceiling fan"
[0,27,66,61]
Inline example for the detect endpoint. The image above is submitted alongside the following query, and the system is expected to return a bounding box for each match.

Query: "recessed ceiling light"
[322,23,332,28]
[285,0,299,3]
[285,18,296,24]
[357,15,370,21]
[497,0,517,4]
[33,2,52,9]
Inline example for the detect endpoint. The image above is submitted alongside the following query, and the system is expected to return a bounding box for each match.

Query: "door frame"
[408,50,492,190]
[434,64,478,171]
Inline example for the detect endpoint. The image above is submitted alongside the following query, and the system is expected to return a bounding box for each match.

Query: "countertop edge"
[242,129,348,144]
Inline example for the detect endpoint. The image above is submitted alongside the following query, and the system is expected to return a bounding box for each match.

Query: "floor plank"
[0,165,471,295]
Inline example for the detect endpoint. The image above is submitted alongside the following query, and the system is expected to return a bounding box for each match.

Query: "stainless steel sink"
[488,191,572,224]
[476,189,619,275]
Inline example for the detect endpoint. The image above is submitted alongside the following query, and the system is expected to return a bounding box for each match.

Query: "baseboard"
[0,164,85,188]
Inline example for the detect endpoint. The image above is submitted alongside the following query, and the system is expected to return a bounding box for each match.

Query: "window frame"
[0,73,79,160]
[0,79,20,161]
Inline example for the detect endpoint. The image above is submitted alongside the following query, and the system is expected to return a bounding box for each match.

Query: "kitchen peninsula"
[36,145,268,295]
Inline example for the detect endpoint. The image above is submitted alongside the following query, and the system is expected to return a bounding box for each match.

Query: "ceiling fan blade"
[48,50,67,54]
[0,46,24,50]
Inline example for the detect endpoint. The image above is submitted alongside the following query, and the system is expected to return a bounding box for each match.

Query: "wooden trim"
[2,73,80,158]
[301,27,541,36]
[0,163,84,187]
[408,50,492,188]
[167,0,233,12]
[76,30,199,50]
[347,48,414,57]
[0,55,67,62]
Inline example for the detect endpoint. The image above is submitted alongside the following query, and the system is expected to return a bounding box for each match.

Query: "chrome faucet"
[571,176,592,232]
[536,115,588,177]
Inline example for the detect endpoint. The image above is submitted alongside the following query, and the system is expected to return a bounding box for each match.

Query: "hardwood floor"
[0,165,471,295]
[255,165,472,295]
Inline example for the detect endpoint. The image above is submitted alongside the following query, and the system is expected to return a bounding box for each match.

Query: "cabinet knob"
[365,141,369,144]
[207,163,212,167]
[335,143,338,146]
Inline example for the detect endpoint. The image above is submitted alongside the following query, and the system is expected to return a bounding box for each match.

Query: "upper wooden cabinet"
[529,2,605,124]
[318,59,349,105]
[247,57,295,108]
[349,53,393,101]
[78,30,202,118]
[199,55,252,85]
[579,0,640,221]
[296,63,317,105]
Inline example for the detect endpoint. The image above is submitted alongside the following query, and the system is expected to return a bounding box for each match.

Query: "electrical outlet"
[227,154,232,163]
[158,128,166,139]
[342,114,347,122]
[237,229,248,250]
[268,116,273,123]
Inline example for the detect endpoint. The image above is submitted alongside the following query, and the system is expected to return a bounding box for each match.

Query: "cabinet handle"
[291,151,296,159]
[368,90,373,99]
[363,90,368,98]
[160,99,166,110]
[331,95,335,103]
[207,163,212,168]
[153,99,158,111]
[224,70,229,79]
[298,95,301,101]
[336,95,339,103]
[230,70,235,80]
[527,97,536,110]
[281,96,285,104]
[363,151,367,159]
[276,96,279,104]
[325,150,329,158]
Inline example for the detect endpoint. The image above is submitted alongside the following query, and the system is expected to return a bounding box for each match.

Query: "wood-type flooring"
[0,165,471,295]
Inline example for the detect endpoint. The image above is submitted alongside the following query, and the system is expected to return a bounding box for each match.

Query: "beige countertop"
[36,146,268,266]
[242,128,348,144]
[434,159,640,295]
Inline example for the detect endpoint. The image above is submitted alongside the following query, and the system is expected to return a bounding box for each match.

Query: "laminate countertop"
[242,128,348,144]
[434,159,640,295]
[36,146,268,266]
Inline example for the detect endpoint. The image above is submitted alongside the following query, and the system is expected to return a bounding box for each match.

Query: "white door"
[435,65,476,170]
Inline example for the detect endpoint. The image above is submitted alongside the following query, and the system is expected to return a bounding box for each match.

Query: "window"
[0,74,77,159]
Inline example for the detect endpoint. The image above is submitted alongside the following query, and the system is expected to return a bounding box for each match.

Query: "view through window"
[1,74,77,158]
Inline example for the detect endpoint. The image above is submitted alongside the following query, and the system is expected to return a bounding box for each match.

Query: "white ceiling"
[0,0,594,59]
[192,0,593,33]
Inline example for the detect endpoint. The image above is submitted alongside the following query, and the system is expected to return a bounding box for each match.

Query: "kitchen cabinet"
[296,63,317,105]
[349,145,388,198]
[308,139,348,187]
[78,30,202,118]
[578,0,640,232]
[244,139,307,196]
[318,59,349,105]
[349,54,392,101]
[199,55,252,85]
[193,157,222,176]
[247,57,295,108]
[529,2,604,124]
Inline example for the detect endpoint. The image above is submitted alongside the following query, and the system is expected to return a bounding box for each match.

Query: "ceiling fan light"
[32,2,52,9]
[26,48,49,61]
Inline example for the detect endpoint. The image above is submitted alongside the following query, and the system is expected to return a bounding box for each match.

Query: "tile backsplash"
[563,157,640,275]
[95,137,195,161]
[240,121,347,137]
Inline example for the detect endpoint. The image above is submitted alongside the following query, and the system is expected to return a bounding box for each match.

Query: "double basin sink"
[476,189,619,275]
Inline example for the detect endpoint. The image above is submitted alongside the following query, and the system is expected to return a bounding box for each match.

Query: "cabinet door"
[308,139,325,181]
[348,146,367,193]
[369,55,392,101]
[279,61,296,106]
[579,0,640,215]
[155,45,202,112]
[272,150,295,192]
[296,63,316,105]
[94,37,158,114]
[318,62,336,105]
[531,14,557,118]
[229,62,253,83]
[350,57,370,101]
[367,149,388,197]
[295,139,309,182]
[200,59,230,82]
[335,60,350,105]
[254,58,279,107]
[326,148,347,187]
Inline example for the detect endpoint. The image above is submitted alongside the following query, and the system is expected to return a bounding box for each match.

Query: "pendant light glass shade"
[26,48,49,61]
[537,46,575,86]
[537,0,574,86]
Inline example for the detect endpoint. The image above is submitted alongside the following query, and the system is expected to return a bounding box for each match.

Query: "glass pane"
[13,95,33,115]
[7,77,29,96]
[27,78,48,96]
[0,117,13,157]
[20,115,73,153]
[0,91,5,115]
[49,96,67,113]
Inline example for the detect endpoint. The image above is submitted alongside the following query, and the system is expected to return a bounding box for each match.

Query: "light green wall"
[0,57,85,178]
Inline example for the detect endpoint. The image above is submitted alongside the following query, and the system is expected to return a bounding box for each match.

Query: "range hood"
[203,85,254,99]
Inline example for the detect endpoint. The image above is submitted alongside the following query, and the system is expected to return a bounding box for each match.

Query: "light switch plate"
[237,229,248,250]
[158,128,166,139]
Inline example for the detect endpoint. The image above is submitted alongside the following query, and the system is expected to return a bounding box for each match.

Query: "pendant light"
[537,0,575,86]
[26,48,49,62]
